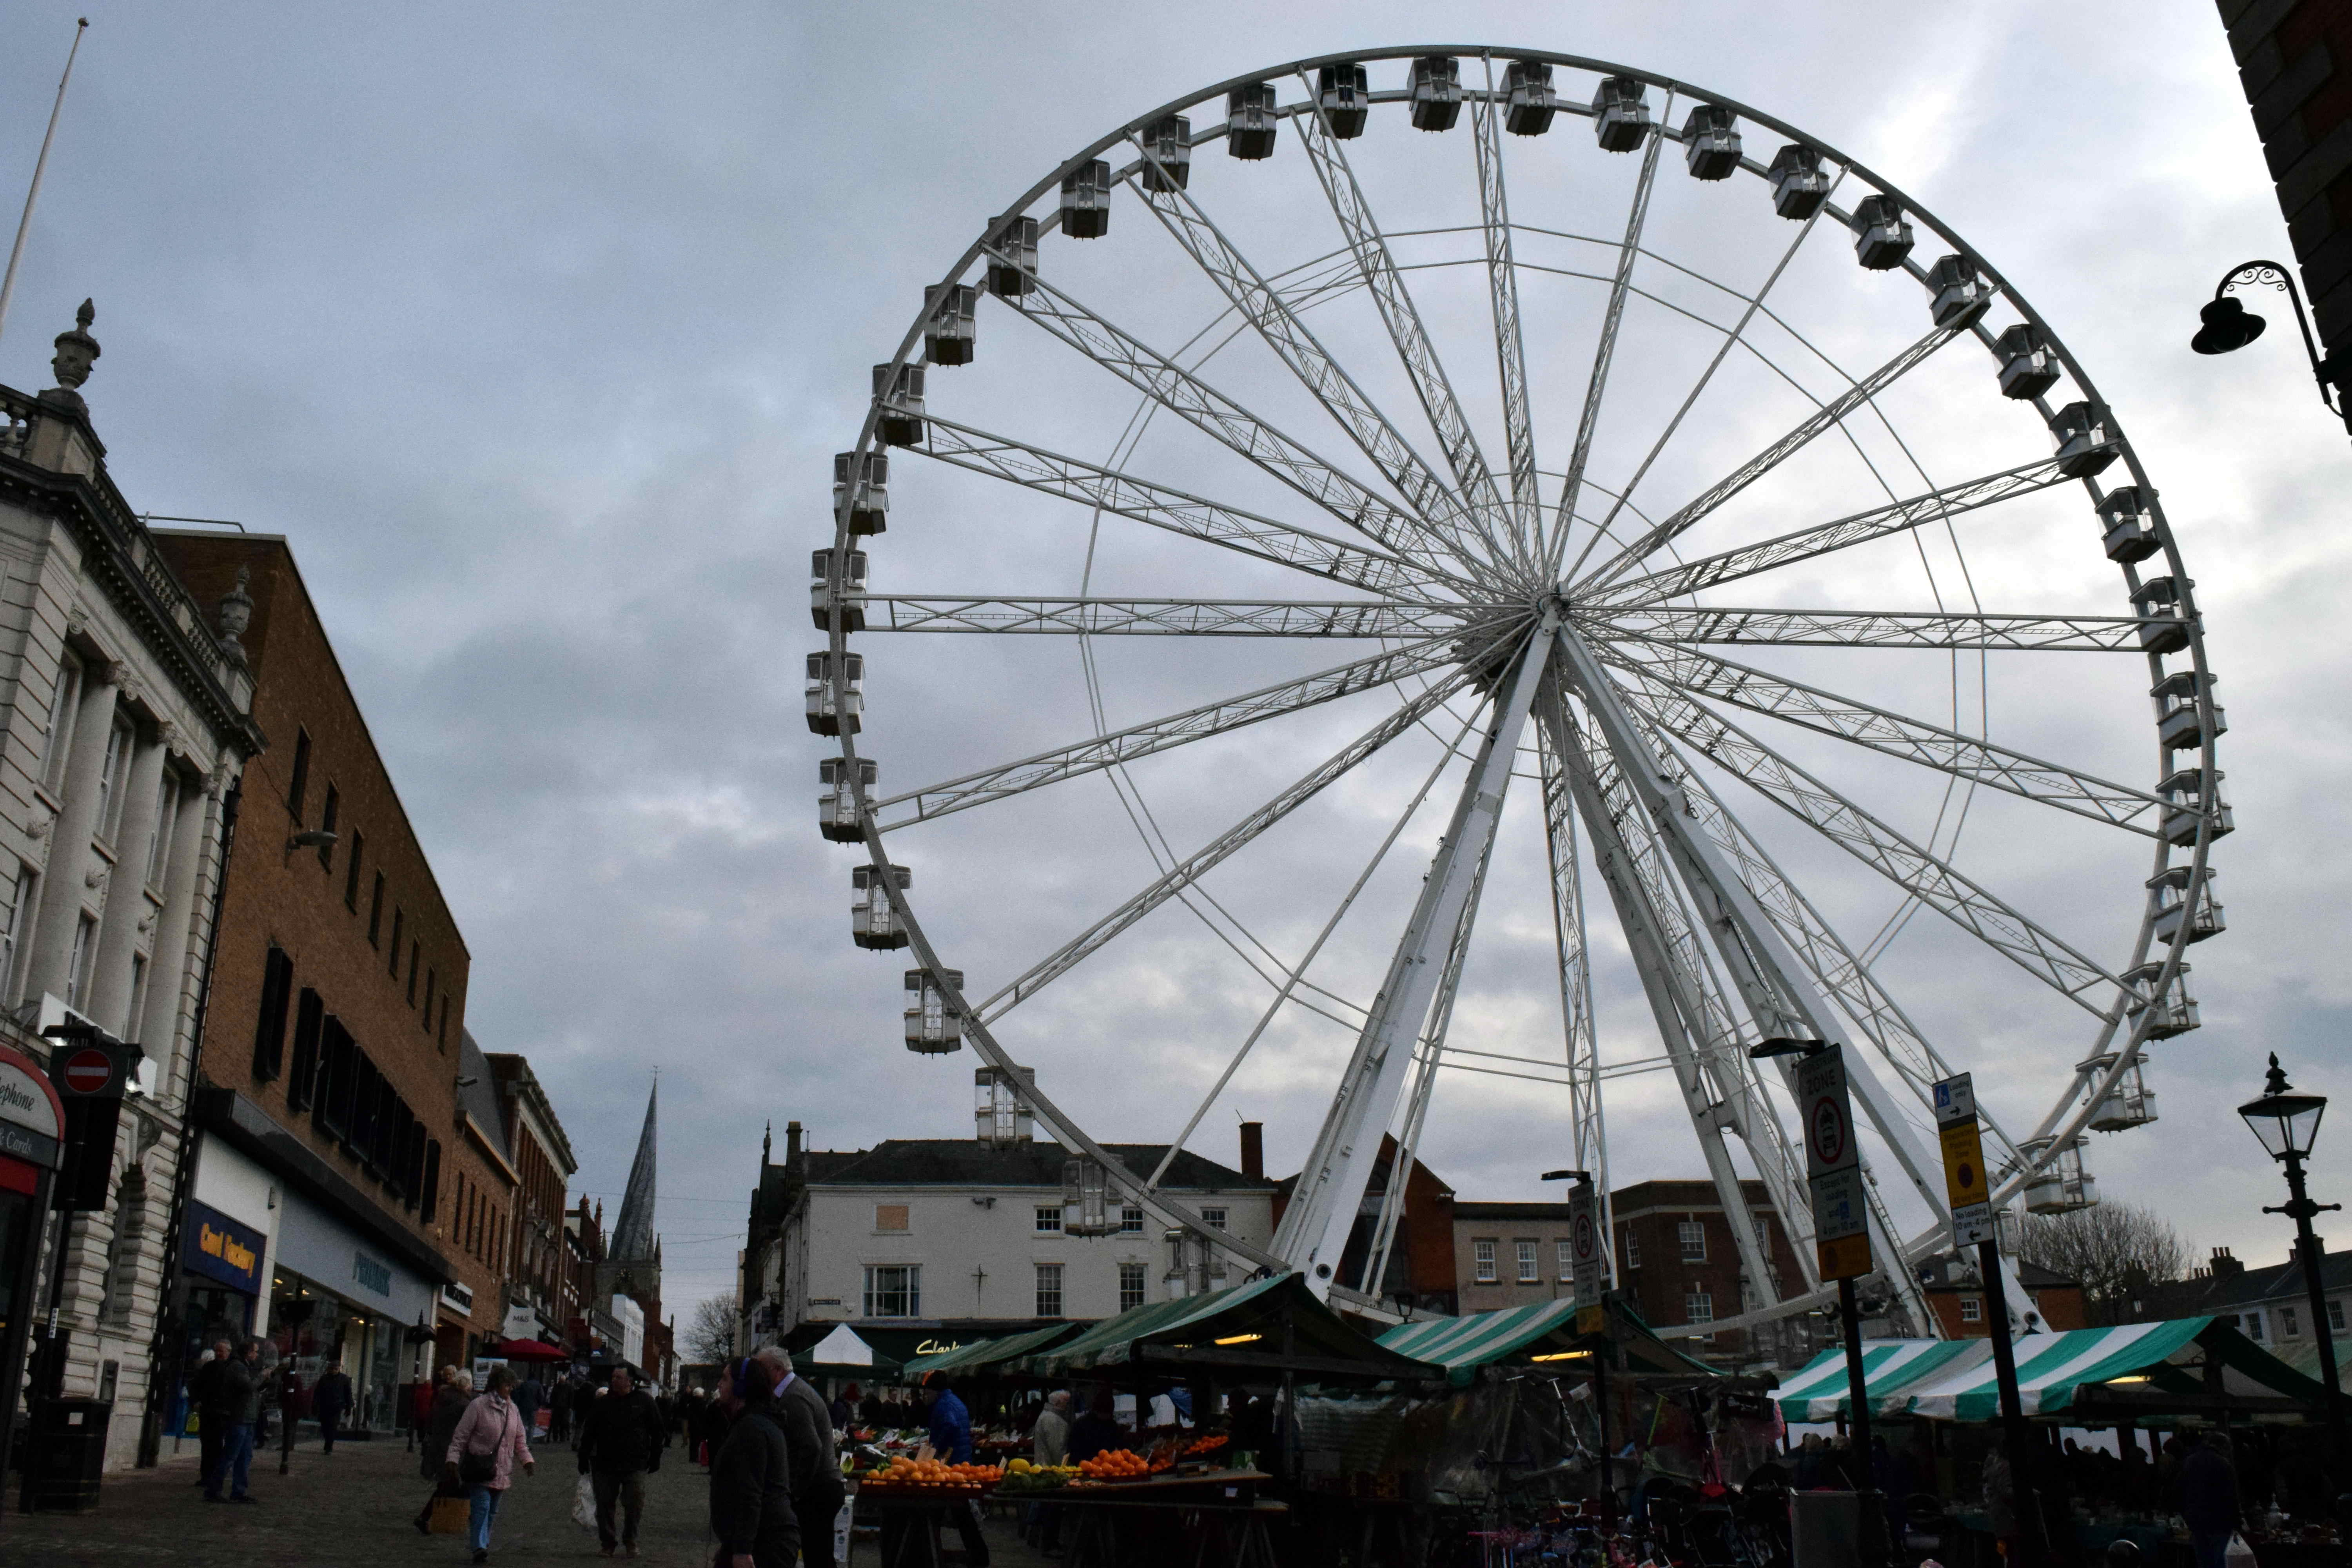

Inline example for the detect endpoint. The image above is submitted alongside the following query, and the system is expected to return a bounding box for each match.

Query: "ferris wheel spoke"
[1575,314,1965,592]
[995,259,1475,587]
[1584,605,2159,652]
[911,415,1448,602]
[1470,62,1542,557]
[1548,87,1671,577]
[1606,669,2129,1010]
[1600,638,2164,832]
[1592,454,2096,608]
[872,632,1484,831]
[1288,84,1520,575]
[1562,178,1845,584]
[859,595,1501,637]
[1542,682,1817,1302]
[1123,141,1513,574]
[973,671,1475,1023]
[1533,697,1606,1239]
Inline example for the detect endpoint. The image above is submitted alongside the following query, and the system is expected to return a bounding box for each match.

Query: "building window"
[2331,1299,2346,1334]
[317,785,339,869]
[1473,1238,1497,1283]
[341,828,364,909]
[438,995,449,1053]
[1515,1240,1539,1284]
[420,1139,440,1221]
[95,715,133,842]
[875,1205,909,1233]
[287,728,312,820]
[1118,1261,1146,1311]
[1558,1239,1574,1281]
[1686,1290,1715,1330]
[1120,1206,1144,1234]
[287,987,324,1110]
[147,771,180,888]
[0,866,34,1004]
[368,874,385,945]
[863,1265,919,1318]
[67,913,97,1007]
[407,940,420,1005]
[423,969,436,1031]
[39,655,82,793]
[2241,1311,2265,1342]
[1035,1263,1064,1318]
[1678,1220,1707,1262]
[388,909,404,974]
[1201,1207,1228,1231]
[250,944,294,1082]
[1960,1296,1983,1323]
[1625,1231,1641,1269]
[1034,1204,1063,1234]
[2282,1305,2301,1339]
[127,953,148,1032]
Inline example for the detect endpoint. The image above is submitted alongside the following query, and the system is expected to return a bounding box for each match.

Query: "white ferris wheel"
[809,46,2227,1337]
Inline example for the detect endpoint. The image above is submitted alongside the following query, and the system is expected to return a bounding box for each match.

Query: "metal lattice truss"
[820,49,2225,1336]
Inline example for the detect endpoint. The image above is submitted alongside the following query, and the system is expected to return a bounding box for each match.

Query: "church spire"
[611,1079,659,1262]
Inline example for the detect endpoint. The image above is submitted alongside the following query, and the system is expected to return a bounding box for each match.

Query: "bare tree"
[2018,1201,2187,1307]
[685,1292,740,1364]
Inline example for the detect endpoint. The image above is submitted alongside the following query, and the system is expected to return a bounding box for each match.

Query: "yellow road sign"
[1940,1120,1989,1209]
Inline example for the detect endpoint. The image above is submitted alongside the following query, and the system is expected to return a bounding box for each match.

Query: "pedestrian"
[204,1339,263,1504]
[828,1383,853,1432]
[446,1363,534,1565]
[710,1357,802,1568]
[2178,1430,2241,1568]
[578,1363,667,1559]
[1067,1385,1123,1464]
[190,1340,230,1491]
[312,1358,354,1454]
[414,1367,474,1536]
[548,1372,573,1446]
[514,1368,544,1446]
[924,1376,988,1568]
[275,1355,304,1475]
[1027,1390,1073,1552]
[756,1346,847,1568]
[857,1386,885,1431]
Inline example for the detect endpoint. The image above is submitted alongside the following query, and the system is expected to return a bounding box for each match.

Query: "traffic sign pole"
[1936,1073,2043,1568]
[1795,1044,1886,1567]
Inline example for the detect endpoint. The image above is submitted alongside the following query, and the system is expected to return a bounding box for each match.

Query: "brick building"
[1268,1131,1459,1315]
[487,1051,578,1343]
[1915,1253,2087,1338]
[439,1031,521,1369]
[154,528,489,1429]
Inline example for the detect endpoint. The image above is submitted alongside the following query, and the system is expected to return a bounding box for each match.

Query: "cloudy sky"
[3,2,2346,1325]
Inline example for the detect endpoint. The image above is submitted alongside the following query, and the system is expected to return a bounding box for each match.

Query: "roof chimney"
[786,1120,803,1165]
[1240,1121,1263,1180]
[2210,1246,2243,1279]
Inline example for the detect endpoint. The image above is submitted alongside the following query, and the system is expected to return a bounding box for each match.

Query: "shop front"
[267,1188,434,1434]
[164,1134,281,1439]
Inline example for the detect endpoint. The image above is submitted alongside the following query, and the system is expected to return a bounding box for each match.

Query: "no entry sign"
[59,1049,114,1095]
[1795,1045,1873,1281]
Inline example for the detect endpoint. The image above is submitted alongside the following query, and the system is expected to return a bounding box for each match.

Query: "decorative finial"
[2264,1053,2292,1098]
[216,566,253,663]
[40,298,100,415]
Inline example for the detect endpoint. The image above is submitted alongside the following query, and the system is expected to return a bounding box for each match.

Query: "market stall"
[1776,1316,2341,1564]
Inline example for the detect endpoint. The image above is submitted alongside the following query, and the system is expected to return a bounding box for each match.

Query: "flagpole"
[0,18,91,354]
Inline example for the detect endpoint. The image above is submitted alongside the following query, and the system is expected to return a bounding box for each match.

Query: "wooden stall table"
[854,1484,991,1568]
[1056,1470,1280,1568]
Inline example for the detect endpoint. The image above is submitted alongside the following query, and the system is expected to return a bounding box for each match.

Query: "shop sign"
[913,1337,964,1358]
[352,1250,392,1299]
[0,1044,63,1170]
[182,1201,268,1295]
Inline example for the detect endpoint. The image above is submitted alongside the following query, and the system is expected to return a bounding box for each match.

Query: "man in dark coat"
[579,1364,667,1557]
[190,1340,231,1490]
[514,1369,544,1446]
[711,1358,800,1568]
[204,1340,262,1503]
[312,1359,354,1453]
[757,1347,846,1568]
[548,1372,574,1445]
[2178,1432,2241,1568]
[413,1366,474,1535]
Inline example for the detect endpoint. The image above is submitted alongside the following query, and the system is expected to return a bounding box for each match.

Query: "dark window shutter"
[420,1139,442,1222]
[348,1053,379,1162]
[250,946,293,1082]
[316,1016,354,1140]
[286,987,324,1109]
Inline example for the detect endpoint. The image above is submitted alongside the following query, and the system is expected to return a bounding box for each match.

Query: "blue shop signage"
[182,1201,267,1296]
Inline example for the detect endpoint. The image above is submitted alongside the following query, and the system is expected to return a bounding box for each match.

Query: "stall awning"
[1014,1272,1434,1382]
[902,1322,1085,1381]
[1376,1294,1722,1385]
[1778,1318,2331,1422]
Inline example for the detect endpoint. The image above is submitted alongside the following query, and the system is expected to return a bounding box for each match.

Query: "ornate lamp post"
[2191,261,2349,436]
[2237,1054,2347,1453]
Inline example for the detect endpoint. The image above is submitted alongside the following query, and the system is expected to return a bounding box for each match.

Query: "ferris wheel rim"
[816,46,2224,1327]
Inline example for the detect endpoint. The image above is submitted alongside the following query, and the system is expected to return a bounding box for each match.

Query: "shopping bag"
[573,1474,597,1531]
[428,1494,470,1535]
[2223,1535,2257,1568]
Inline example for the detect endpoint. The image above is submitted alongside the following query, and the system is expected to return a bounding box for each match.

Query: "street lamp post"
[1541,1167,1613,1526]
[2190,260,2350,436]
[2237,1054,2347,1456]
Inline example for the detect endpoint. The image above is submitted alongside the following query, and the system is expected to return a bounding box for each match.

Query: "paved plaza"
[0,1436,1045,1568]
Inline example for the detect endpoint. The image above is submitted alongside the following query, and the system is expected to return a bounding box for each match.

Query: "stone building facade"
[0,308,263,1470]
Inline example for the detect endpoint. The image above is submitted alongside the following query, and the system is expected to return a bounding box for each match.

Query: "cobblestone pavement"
[0,1437,1047,1567]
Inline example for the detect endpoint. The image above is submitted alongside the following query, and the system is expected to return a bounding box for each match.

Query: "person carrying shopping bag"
[446,1364,534,1564]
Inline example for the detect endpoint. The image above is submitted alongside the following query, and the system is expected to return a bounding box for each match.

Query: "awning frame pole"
[1977,1236,2045,1568]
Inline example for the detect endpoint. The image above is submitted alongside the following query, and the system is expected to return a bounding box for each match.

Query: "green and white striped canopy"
[1777,1317,2328,1423]
[1376,1295,1720,1385]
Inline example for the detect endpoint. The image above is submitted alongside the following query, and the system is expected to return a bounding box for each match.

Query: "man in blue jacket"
[923,1379,987,1566]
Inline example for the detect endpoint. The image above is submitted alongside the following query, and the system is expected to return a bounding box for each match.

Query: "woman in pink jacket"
[445,1363,535,1564]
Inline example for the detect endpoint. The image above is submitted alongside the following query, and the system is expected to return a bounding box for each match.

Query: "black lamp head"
[2191,296,2266,356]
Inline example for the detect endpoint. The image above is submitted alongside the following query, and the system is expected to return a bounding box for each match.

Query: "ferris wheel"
[810,46,2226,1334]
